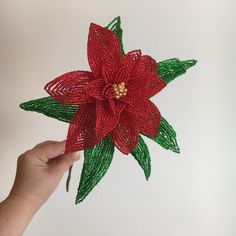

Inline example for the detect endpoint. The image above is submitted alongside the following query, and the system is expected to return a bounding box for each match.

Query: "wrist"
[7,192,43,214]
[0,193,40,235]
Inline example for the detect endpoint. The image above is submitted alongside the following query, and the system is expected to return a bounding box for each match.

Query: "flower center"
[112,82,127,99]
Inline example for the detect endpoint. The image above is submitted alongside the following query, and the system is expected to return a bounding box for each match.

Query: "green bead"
[76,137,115,204]
[157,58,197,83]
[145,117,180,153]
[20,97,78,123]
[131,135,151,180]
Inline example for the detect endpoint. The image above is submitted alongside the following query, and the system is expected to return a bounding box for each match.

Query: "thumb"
[52,151,81,173]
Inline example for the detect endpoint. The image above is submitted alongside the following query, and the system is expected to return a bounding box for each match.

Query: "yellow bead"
[112,81,127,99]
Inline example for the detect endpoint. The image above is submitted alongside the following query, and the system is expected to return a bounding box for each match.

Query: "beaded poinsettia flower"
[45,23,166,155]
[20,16,197,204]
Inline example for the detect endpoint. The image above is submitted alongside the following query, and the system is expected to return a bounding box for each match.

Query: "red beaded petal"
[108,111,139,154]
[142,74,166,98]
[95,100,120,136]
[137,55,157,73]
[125,96,150,116]
[65,103,105,152]
[44,71,94,105]
[102,63,117,84]
[108,98,126,115]
[87,23,121,79]
[121,50,141,74]
[84,79,105,100]
[127,98,161,137]
[128,72,166,98]
[113,67,129,84]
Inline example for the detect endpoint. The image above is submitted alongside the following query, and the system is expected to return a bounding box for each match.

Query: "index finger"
[32,140,66,161]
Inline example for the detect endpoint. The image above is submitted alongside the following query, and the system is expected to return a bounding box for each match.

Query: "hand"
[0,140,81,236]
[10,140,81,209]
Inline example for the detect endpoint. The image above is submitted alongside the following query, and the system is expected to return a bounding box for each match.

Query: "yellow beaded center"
[112,82,127,99]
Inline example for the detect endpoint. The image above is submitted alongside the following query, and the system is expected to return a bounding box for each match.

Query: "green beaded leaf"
[145,117,180,153]
[76,137,115,204]
[131,135,151,180]
[106,16,125,57]
[157,58,197,83]
[20,97,78,123]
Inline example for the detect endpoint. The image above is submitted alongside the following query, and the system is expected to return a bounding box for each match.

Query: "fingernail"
[59,141,66,155]
[71,151,81,161]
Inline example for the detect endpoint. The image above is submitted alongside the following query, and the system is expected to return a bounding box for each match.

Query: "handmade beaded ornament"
[20,16,197,204]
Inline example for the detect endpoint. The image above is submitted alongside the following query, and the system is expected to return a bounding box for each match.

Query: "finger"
[32,140,66,162]
[34,140,60,148]
[51,151,81,173]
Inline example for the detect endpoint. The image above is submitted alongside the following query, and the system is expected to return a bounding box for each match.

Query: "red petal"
[44,71,94,105]
[102,63,117,84]
[120,94,136,106]
[128,72,166,98]
[84,79,105,100]
[125,96,150,116]
[103,84,115,99]
[137,55,157,73]
[65,103,105,152]
[142,74,166,98]
[126,74,146,96]
[126,98,161,137]
[96,100,120,137]
[108,111,139,154]
[108,98,126,115]
[121,50,141,74]
[88,23,121,79]
[113,67,129,84]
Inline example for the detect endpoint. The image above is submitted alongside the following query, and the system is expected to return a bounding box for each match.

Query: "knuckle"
[62,155,74,169]
[63,155,73,164]
[17,154,23,164]
[18,150,32,163]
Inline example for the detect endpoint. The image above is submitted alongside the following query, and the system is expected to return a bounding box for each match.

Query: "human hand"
[9,140,81,209]
[0,140,80,236]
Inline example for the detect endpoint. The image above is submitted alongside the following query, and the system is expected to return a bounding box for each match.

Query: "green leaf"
[131,135,151,180]
[157,58,197,83]
[106,16,125,57]
[145,117,180,153]
[76,137,115,204]
[19,97,78,123]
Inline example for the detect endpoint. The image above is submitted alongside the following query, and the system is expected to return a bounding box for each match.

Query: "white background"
[0,0,235,235]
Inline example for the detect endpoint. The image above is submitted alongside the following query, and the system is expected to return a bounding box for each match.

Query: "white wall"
[0,0,235,235]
